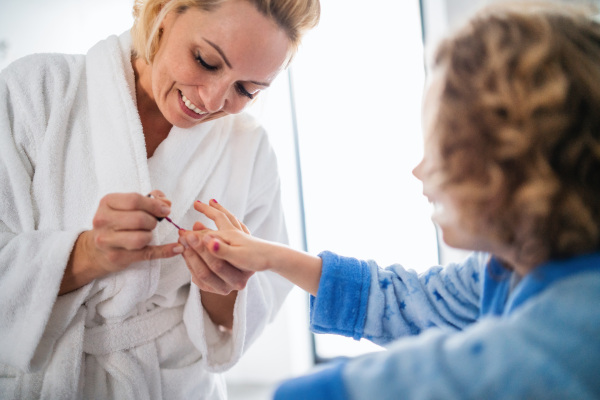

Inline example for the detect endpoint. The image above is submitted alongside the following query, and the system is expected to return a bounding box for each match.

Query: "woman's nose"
[201,81,229,113]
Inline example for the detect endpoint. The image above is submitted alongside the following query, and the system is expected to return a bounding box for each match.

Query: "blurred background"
[1,0,525,398]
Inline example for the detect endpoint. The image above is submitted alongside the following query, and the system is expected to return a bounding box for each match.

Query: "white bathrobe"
[0,32,292,399]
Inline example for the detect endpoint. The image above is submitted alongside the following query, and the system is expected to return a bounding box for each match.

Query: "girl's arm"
[182,200,323,296]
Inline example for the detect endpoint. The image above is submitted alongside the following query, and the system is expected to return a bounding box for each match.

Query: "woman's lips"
[178,90,208,120]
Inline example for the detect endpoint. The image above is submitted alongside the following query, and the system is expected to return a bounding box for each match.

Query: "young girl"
[179,2,600,398]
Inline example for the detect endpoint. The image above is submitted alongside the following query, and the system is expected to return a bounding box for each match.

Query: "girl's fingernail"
[173,245,184,254]
[213,241,220,252]
[161,206,170,215]
[196,200,202,203]
[188,235,199,245]
[211,199,218,204]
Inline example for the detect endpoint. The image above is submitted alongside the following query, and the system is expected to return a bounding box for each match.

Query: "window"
[288,0,438,361]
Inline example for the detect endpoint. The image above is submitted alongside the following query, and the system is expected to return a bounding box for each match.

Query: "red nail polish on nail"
[196,200,202,203]
[211,199,218,204]
[213,241,220,252]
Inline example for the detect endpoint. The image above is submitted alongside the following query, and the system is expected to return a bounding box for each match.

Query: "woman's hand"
[178,200,255,295]
[60,190,184,294]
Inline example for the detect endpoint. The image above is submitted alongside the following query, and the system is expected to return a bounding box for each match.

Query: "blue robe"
[275,251,600,399]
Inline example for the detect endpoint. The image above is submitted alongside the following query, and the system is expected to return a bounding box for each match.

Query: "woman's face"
[413,73,495,253]
[147,0,291,128]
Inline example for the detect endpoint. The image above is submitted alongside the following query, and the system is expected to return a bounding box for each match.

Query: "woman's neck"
[132,56,172,158]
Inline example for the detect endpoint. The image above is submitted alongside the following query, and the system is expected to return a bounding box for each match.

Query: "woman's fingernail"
[202,234,213,245]
[196,200,202,203]
[188,235,199,245]
[213,241,220,252]
[179,236,189,248]
[211,199,218,204]
[173,245,184,254]
[161,206,170,215]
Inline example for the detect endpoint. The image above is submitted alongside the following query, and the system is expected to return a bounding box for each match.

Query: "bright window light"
[288,0,439,359]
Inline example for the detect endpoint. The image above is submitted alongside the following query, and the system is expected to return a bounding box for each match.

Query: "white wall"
[0,0,135,70]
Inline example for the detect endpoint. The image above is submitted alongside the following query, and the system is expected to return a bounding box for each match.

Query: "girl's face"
[145,0,290,128]
[413,73,496,253]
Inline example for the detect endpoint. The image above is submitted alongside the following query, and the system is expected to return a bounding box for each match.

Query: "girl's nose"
[412,159,424,180]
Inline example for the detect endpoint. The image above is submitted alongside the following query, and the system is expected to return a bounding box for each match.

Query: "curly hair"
[431,2,600,267]
[130,0,320,64]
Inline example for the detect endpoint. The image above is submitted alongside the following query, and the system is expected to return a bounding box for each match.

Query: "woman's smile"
[178,90,208,120]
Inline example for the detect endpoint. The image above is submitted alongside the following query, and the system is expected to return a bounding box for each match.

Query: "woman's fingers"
[193,221,209,231]
[101,192,171,222]
[179,230,254,294]
[148,189,172,207]
[89,192,181,275]
[96,209,158,232]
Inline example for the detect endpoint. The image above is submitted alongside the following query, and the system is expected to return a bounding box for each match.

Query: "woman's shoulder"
[1,52,85,94]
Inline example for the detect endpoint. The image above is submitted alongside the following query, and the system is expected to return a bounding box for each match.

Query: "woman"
[183,2,600,398]
[0,0,319,398]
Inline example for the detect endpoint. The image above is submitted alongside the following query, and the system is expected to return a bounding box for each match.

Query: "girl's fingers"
[201,235,241,268]
[193,200,236,230]
[207,199,244,230]
[181,231,252,292]
[239,221,250,234]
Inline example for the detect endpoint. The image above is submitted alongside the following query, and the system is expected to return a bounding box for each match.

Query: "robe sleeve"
[310,251,487,346]
[183,127,293,371]
[283,258,600,399]
[0,57,92,372]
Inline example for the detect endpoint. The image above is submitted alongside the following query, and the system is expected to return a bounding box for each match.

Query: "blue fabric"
[310,251,371,340]
[480,252,600,316]
[479,257,512,316]
[273,359,349,400]
[506,252,600,313]
[289,250,600,399]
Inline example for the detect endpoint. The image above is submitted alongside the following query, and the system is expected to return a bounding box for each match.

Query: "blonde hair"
[431,1,600,267]
[130,0,320,63]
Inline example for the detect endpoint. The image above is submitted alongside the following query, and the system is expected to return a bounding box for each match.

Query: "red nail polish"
[213,241,220,252]
[211,199,218,204]
[196,200,202,203]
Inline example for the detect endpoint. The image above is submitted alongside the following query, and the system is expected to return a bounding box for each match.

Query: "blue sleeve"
[310,251,371,339]
[310,251,487,346]
[339,273,600,399]
[273,359,349,400]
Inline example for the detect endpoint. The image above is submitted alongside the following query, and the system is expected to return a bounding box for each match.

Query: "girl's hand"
[178,200,255,295]
[181,199,323,298]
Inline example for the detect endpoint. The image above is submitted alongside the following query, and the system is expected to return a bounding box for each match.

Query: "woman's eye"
[235,83,254,100]
[195,53,218,71]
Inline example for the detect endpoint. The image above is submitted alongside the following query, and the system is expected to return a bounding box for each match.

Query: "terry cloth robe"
[274,251,600,399]
[0,31,292,399]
